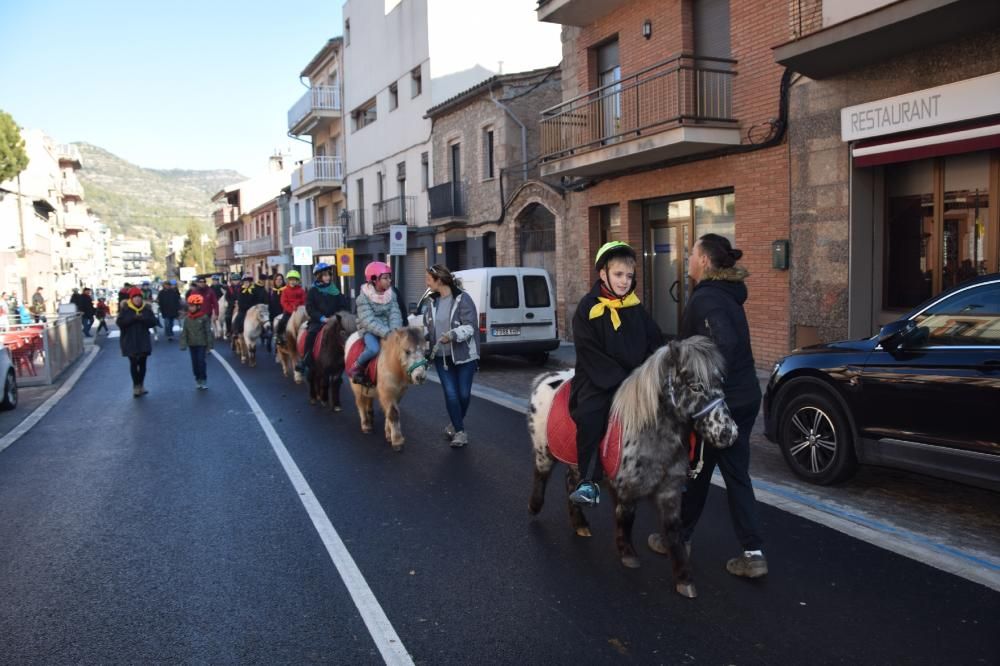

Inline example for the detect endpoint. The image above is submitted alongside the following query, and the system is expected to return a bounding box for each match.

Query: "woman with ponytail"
[648,233,767,579]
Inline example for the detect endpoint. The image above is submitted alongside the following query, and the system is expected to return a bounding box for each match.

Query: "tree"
[0,110,29,183]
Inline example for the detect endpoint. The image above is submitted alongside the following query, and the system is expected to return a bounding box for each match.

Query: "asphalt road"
[0,336,996,664]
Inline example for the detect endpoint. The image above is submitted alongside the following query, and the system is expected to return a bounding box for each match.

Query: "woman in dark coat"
[116,287,158,397]
[649,233,767,579]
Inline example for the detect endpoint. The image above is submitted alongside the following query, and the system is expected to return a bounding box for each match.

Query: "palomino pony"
[275,305,308,383]
[527,336,737,598]
[234,304,271,367]
[345,327,429,451]
[213,293,227,340]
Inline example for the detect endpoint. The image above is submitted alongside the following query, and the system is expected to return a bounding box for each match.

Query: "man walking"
[157,280,182,341]
[78,287,96,337]
[31,287,46,323]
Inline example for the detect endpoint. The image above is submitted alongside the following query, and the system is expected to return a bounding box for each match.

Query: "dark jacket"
[179,313,214,350]
[158,288,182,318]
[78,294,95,317]
[236,284,267,313]
[392,286,408,325]
[268,287,285,320]
[306,283,347,329]
[679,267,761,408]
[116,304,157,357]
[570,281,663,411]
[210,284,225,301]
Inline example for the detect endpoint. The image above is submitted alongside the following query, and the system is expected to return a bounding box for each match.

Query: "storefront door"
[649,224,689,337]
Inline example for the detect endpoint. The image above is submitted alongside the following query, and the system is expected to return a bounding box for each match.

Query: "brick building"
[774,0,1000,344]
[425,67,562,273]
[537,0,794,367]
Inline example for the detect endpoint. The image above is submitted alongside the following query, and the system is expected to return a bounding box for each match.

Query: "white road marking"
[461,377,1000,592]
[211,350,414,666]
[0,345,101,455]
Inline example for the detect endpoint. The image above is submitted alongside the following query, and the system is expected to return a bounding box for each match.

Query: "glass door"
[649,224,692,337]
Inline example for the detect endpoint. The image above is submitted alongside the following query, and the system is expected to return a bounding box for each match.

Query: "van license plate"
[492,327,521,337]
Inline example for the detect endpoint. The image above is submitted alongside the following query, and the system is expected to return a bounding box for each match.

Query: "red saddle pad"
[296,327,332,362]
[346,337,379,385]
[546,381,623,478]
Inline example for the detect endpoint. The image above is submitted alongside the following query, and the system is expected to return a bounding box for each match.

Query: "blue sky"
[0,0,343,177]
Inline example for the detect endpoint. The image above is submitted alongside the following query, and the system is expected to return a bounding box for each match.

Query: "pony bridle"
[667,369,725,423]
[406,357,428,377]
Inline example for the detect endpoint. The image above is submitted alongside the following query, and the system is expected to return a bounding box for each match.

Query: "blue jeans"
[81,316,94,336]
[189,345,207,382]
[356,333,380,367]
[163,317,176,338]
[434,356,476,432]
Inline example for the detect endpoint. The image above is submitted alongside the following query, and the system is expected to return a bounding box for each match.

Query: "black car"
[764,273,1000,491]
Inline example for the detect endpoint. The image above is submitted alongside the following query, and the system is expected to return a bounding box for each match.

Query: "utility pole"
[15,173,27,304]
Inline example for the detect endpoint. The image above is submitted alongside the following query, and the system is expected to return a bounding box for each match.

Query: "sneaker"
[443,424,456,440]
[568,481,600,506]
[450,430,468,448]
[198,381,208,390]
[726,552,768,578]
[647,534,691,558]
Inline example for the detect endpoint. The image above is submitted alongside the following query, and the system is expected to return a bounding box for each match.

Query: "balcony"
[346,209,366,239]
[536,0,629,26]
[774,0,1000,79]
[234,236,279,257]
[215,244,236,265]
[213,204,241,229]
[288,85,343,136]
[56,144,82,168]
[61,178,84,199]
[539,54,740,178]
[292,225,345,254]
[372,196,416,234]
[291,156,344,197]
[428,182,467,224]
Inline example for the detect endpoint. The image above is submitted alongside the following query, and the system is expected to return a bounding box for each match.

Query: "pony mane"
[609,336,725,443]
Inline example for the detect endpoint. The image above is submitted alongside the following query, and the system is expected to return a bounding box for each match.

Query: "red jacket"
[187,286,219,317]
[280,284,306,314]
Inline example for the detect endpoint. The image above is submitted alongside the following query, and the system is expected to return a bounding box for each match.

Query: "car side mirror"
[878,319,916,351]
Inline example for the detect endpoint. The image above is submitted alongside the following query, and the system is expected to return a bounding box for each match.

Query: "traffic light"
[335,248,355,277]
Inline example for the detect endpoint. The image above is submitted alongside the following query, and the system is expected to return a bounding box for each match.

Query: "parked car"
[0,346,17,411]
[764,273,1000,491]
[411,267,560,364]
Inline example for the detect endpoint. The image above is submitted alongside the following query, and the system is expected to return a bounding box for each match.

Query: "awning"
[852,118,1000,167]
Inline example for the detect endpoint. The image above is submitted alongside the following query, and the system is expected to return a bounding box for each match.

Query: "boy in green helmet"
[568,241,664,505]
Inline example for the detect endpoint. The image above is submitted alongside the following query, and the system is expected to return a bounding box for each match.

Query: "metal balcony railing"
[372,196,416,233]
[428,182,466,220]
[292,225,345,253]
[56,144,82,165]
[234,236,278,257]
[215,244,236,264]
[539,54,737,161]
[287,85,342,132]
[790,0,824,38]
[291,156,344,192]
[346,209,366,238]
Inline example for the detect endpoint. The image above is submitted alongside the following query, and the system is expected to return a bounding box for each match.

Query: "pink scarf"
[361,283,392,305]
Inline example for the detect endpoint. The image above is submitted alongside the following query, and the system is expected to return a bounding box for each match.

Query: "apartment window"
[389,82,398,111]
[398,162,406,196]
[377,172,385,202]
[450,143,461,184]
[345,19,350,46]
[411,66,422,98]
[482,128,495,180]
[356,178,365,220]
[352,98,377,131]
[421,152,429,191]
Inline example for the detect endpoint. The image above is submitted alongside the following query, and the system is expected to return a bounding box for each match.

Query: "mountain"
[73,142,245,251]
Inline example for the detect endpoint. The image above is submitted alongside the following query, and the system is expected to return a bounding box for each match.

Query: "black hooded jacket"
[157,288,181,318]
[570,280,664,411]
[679,267,761,408]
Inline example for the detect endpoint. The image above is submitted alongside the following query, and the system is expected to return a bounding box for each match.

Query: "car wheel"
[0,370,17,411]
[778,390,856,485]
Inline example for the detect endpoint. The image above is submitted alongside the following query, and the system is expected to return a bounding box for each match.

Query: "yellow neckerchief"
[241,283,255,294]
[588,292,640,331]
[274,285,286,294]
[127,300,144,314]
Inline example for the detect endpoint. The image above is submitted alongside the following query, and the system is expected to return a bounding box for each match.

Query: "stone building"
[537,0,793,364]
[425,67,562,273]
[773,0,1000,344]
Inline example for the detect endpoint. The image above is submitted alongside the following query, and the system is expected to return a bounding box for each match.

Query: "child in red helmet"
[180,293,213,389]
[348,260,403,384]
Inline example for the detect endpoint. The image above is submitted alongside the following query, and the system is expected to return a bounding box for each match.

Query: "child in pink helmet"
[349,260,403,383]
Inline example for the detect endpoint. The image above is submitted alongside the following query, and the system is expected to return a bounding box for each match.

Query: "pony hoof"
[362,428,372,434]
[621,555,641,569]
[575,527,592,538]
[675,582,697,599]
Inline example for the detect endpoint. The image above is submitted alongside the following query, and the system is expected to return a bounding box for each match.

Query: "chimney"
[268,153,284,172]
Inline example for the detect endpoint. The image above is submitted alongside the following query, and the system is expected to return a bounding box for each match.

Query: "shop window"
[942,152,991,292]
[599,203,620,245]
[694,193,735,243]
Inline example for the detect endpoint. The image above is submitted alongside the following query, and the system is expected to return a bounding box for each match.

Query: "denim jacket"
[423,291,479,365]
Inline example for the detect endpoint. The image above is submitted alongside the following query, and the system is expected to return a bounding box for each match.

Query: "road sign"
[336,247,355,277]
[389,225,407,256]
[179,266,196,282]
[293,246,313,266]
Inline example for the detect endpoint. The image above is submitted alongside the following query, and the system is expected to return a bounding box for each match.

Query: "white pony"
[213,293,227,340]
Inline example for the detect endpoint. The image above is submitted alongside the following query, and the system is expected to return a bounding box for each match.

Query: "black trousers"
[680,398,763,551]
[570,393,613,483]
[128,355,148,386]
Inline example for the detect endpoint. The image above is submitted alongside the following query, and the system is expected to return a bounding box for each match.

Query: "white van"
[412,267,560,363]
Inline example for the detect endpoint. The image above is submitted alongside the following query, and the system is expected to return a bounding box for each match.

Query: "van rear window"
[523,275,550,308]
[490,276,519,309]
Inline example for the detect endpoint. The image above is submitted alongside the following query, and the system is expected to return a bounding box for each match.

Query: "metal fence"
[2,314,84,387]
[539,53,737,161]
[428,182,466,220]
[372,196,416,233]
